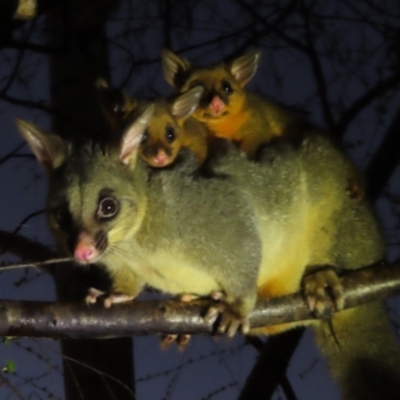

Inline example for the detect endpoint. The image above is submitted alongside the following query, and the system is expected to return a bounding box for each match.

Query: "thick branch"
[0,262,399,338]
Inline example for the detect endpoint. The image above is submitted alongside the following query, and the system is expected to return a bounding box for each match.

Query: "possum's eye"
[113,103,124,114]
[51,205,73,233]
[221,80,233,95]
[53,207,64,223]
[165,126,176,143]
[97,197,119,220]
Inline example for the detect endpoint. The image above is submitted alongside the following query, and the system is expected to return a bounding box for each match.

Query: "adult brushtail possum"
[161,48,365,200]
[16,102,400,399]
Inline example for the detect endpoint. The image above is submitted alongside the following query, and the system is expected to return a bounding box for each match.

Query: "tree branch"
[238,330,302,400]
[300,1,335,131]
[0,93,54,113]
[336,71,400,137]
[2,40,65,54]
[0,262,399,338]
[0,230,55,263]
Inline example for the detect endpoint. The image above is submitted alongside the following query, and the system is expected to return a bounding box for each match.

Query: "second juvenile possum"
[97,80,209,168]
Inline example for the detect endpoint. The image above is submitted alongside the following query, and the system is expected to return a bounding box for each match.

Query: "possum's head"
[15,105,154,265]
[97,80,204,168]
[139,86,204,167]
[161,48,261,123]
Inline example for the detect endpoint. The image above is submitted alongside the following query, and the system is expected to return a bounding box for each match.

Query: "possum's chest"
[145,250,221,294]
[106,244,221,296]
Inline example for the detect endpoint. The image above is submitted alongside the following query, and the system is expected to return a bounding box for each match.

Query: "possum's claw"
[85,287,134,308]
[160,291,224,349]
[161,333,191,351]
[204,302,249,338]
[302,267,344,318]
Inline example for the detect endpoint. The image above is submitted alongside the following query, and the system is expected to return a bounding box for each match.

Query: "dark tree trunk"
[46,2,135,399]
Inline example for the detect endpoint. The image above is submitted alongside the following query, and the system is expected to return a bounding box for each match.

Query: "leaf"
[3,337,12,346]
[4,360,16,373]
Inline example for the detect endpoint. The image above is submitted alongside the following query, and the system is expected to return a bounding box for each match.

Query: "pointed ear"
[171,86,204,120]
[161,48,192,90]
[230,49,261,87]
[120,104,155,165]
[15,119,67,171]
[96,78,137,128]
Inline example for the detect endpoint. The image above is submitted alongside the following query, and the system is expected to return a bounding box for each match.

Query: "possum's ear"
[96,78,138,129]
[171,86,204,120]
[120,104,155,166]
[16,119,68,171]
[161,48,193,91]
[230,49,262,87]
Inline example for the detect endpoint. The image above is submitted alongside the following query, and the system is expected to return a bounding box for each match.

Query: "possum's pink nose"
[210,96,225,115]
[74,246,95,263]
[154,152,170,167]
[74,233,98,263]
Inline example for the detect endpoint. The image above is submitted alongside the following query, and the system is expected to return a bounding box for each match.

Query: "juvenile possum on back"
[161,48,365,200]
[16,103,400,399]
[97,80,209,168]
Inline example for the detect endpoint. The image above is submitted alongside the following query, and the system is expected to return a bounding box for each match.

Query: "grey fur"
[17,116,400,399]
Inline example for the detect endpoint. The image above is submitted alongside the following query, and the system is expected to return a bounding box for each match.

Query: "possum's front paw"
[161,291,226,350]
[302,267,344,318]
[85,287,135,308]
[204,302,250,338]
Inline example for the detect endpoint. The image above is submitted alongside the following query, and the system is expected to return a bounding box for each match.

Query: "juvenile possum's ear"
[15,119,68,171]
[230,49,261,87]
[96,78,125,118]
[120,104,155,166]
[171,86,204,120]
[96,78,138,129]
[161,48,193,90]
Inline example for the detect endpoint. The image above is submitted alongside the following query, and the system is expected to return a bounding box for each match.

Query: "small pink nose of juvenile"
[154,152,170,167]
[210,96,225,115]
[74,233,97,263]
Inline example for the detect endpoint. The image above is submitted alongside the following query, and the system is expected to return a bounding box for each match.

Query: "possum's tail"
[314,301,400,400]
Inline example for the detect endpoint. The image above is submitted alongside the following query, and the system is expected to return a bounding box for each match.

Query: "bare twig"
[0,230,55,262]
[336,72,400,136]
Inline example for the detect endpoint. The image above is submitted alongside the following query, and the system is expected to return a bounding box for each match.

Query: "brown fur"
[162,48,365,200]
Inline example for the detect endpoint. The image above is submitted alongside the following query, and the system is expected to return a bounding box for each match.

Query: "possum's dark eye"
[52,205,72,233]
[54,207,64,223]
[97,197,119,220]
[113,103,124,114]
[221,80,233,95]
[165,126,176,143]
